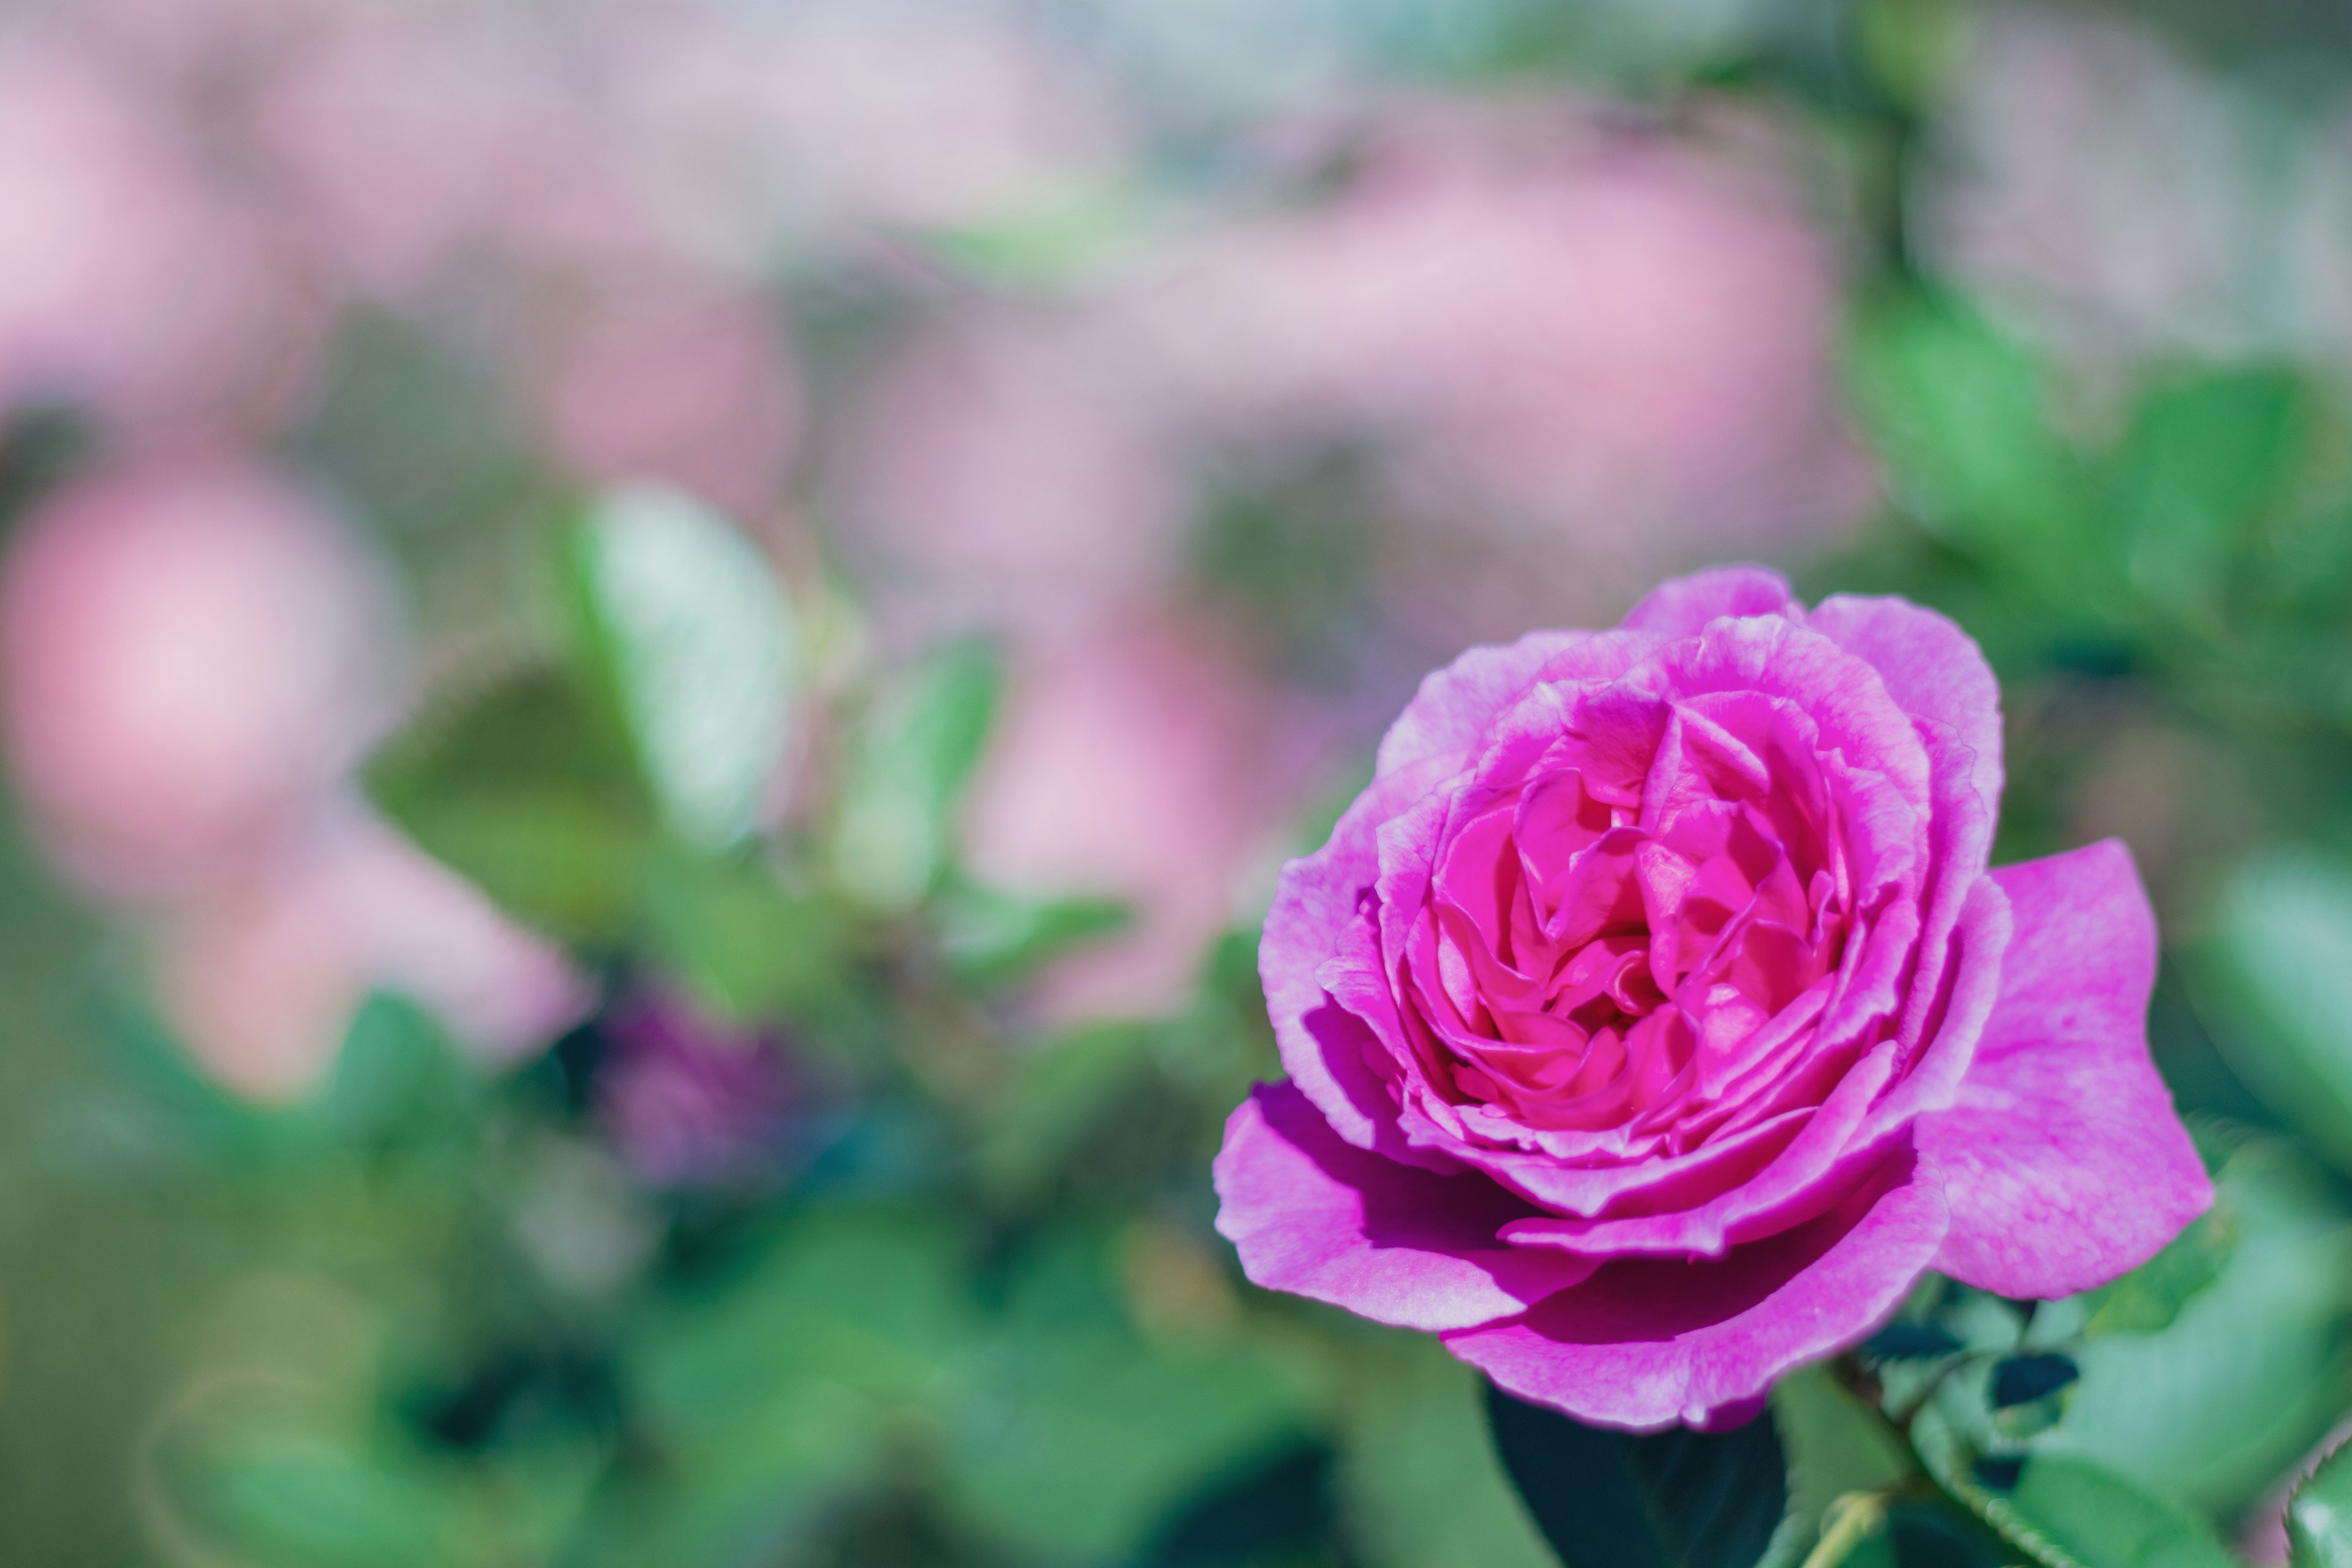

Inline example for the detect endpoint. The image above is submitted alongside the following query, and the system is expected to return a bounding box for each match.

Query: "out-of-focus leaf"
[831,640,1000,912]
[2038,1137,2352,1515]
[1772,1363,1909,1548]
[612,1207,970,1567]
[946,1227,1314,1567]
[1845,293,2093,574]
[312,995,477,1155]
[2076,1211,2235,1338]
[1910,1396,2237,1568]
[643,847,848,1022]
[2198,851,2352,1169]
[1339,1342,1555,1568]
[1485,1384,1796,1568]
[168,1419,469,1568]
[366,667,655,944]
[932,876,1130,990]
[974,1023,1158,1204]
[567,486,797,850]
[2290,1437,2352,1568]
[2119,368,2305,614]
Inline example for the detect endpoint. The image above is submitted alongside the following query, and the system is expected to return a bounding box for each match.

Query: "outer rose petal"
[1214,1084,1599,1331]
[1918,840,2212,1298]
[1374,629,1591,778]
[1808,593,2003,815]
[1619,565,1803,638]
[1263,751,1469,1170]
[1446,1151,1948,1431]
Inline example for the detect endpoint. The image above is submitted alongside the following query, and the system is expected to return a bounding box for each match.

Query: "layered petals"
[1213,1083,1599,1331]
[1219,566,2200,1429]
[1919,841,2212,1297]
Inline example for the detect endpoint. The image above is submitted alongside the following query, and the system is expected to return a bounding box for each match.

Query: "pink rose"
[1213,567,2210,1431]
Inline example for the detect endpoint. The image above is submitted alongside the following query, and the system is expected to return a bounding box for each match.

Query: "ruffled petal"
[1918,841,2212,1298]
[1619,566,1804,638]
[1263,752,1469,1170]
[1376,630,1593,779]
[1809,594,2002,813]
[1444,1150,1948,1431]
[1214,1084,1599,1332]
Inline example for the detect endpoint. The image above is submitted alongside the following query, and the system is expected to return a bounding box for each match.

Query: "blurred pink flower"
[522,276,802,522]
[598,0,1128,258]
[249,12,586,298]
[0,458,393,902]
[1125,104,1861,617]
[1917,11,2257,358]
[597,986,794,1189]
[156,806,593,1101]
[848,315,1185,642]
[0,37,318,434]
[962,615,1293,1021]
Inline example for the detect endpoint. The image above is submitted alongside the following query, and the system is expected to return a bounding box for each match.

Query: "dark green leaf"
[366,667,655,943]
[1485,1384,1793,1568]
[2120,368,2305,612]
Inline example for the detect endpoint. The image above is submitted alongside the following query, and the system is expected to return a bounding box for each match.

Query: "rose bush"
[1214,566,2211,1431]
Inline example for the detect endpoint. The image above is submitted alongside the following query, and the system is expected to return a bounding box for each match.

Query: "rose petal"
[1444,1149,1947,1431]
[1376,630,1594,779]
[1619,565,1804,638]
[1918,840,2212,1298]
[1809,593,2002,812]
[1214,1083,1597,1332]
[1264,750,1469,1170]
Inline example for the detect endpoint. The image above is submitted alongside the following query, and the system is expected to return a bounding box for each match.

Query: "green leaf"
[830,639,1001,911]
[974,1023,1159,1204]
[1485,1384,1796,1568]
[2119,367,2305,613]
[945,1227,1314,1566]
[932,876,1131,989]
[2196,851,2352,1169]
[566,486,797,850]
[1845,292,2091,569]
[2290,1438,2352,1568]
[642,846,848,1022]
[1909,1403,2237,1568]
[2075,1211,2234,1338]
[2039,1136,2352,1515]
[1339,1343,1557,1568]
[1771,1364,1909,1548]
[366,666,655,943]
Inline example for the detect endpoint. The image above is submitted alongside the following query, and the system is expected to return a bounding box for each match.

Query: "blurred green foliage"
[15,0,2352,1565]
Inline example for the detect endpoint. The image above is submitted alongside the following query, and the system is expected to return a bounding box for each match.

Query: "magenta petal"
[1808,594,2002,812]
[1619,566,1803,638]
[1263,752,1468,1170]
[1918,841,2212,1298]
[1444,1151,1948,1431]
[1214,1084,1598,1332]
[1377,630,1594,778]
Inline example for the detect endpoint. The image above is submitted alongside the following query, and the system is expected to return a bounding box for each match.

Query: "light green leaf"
[642,847,848,1023]
[2036,1137,2352,1515]
[1338,1341,1556,1568]
[2197,851,2352,1169]
[570,486,797,850]
[2290,1438,2352,1568]
[830,640,1000,911]
[2120,368,2305,613]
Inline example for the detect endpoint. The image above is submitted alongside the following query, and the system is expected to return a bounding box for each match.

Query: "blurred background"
[7,0,2352,1562]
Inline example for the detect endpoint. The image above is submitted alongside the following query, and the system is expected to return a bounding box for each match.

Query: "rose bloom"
[1213,567,2210,1430]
